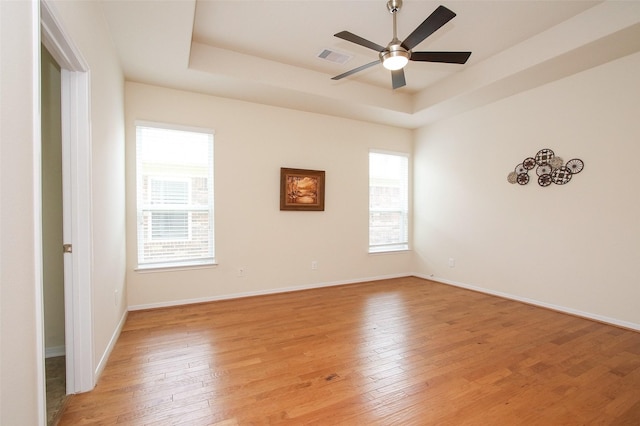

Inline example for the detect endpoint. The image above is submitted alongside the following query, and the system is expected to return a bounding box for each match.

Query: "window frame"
[135,121,215,270]
[368,149,410,254]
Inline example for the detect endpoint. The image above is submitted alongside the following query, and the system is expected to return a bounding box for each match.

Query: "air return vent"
[317,49,352,64]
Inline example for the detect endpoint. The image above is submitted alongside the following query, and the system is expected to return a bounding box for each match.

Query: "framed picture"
[280,168,325,211]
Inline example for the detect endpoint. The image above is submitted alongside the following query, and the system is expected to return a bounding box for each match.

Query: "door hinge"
[63,243,73,253]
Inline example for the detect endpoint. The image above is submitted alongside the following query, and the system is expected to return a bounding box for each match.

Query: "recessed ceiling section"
[188,42,414,116]
[191,0,602,94]
[98,0,640,128]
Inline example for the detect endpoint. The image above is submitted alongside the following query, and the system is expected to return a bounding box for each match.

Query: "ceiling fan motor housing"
[387,0,402,14]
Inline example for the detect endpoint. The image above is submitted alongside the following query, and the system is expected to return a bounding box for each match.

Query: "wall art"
[508,149,584,187]
[280,167,325,211]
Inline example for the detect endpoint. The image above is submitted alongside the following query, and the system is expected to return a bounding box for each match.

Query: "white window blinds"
[136,124,214,268]
[369,151,409,253]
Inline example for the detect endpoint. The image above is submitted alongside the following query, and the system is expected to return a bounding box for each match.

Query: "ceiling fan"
[331,1,471,90]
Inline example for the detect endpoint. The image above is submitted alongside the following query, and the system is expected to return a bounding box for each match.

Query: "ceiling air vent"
[317,49,352,64]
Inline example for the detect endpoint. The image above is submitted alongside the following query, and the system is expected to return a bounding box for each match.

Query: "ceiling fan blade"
[391,69,406,90]
[331,60,380,81]
[401,5,456,51]
[410,51,471,64]
[334,31,385,52]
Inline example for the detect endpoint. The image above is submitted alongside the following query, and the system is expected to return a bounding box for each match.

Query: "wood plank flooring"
[57,277,640,425]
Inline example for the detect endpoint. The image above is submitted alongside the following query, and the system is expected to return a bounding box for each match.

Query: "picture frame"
[280,167,325,211]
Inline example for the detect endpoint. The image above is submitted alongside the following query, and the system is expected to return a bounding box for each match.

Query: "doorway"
[41,43,67,424]
[40,0,95,406]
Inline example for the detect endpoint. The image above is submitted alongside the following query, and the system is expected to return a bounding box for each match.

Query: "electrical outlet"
[311,261,318,270]
[238,268,245,277]
[448,258,455,268]
[114,289,118,306]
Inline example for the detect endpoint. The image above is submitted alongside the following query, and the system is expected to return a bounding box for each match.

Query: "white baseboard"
[127,273,410,311]
[94,308,128,381]
[416,273,640,332]
[129,273,639,332]
[45,345,65,358]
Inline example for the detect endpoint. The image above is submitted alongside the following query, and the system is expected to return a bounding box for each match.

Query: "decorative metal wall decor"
[508,149,584,187]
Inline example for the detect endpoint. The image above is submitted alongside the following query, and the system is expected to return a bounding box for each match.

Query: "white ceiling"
[100,0,640,128]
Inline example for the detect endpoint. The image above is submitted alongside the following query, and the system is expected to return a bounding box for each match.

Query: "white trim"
[40,2,84,71]
[33,1,47,424]
[41,0,95,394]
[135,120,216,136]
[417,274,640,332]
[368,248,411,255]
[128,273,410,311]
[369,245,410,254]
[369,148,410,158]
[95,310,127,381]
[64,69,95,393]
[135,260,217,273]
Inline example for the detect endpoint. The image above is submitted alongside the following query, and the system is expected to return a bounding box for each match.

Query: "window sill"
[135,261,218,273]
[368,247,411,255]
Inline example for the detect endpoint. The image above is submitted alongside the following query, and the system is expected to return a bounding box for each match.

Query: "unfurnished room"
[1,0,640,424]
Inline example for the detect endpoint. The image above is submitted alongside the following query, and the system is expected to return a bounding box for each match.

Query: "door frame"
[40,0,94,395]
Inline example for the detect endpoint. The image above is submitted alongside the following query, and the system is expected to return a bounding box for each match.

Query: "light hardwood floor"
[58,277,640,425]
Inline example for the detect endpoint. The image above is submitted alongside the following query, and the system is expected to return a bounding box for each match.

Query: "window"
[149,178,190,241]
[136,123,214,268]
[369,151,409,253]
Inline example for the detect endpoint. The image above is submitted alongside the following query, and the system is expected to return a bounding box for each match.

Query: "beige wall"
[414,51,640,329]
[125,83,413,308]
[50,0,128,374]
[0,1,42,424]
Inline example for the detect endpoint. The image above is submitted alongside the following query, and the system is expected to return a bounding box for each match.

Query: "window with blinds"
[369,150,409,253]
[136,123,214,268]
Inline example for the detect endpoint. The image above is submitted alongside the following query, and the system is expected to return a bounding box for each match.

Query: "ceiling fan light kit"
[332,0,472,89]
[380,44,410,70]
